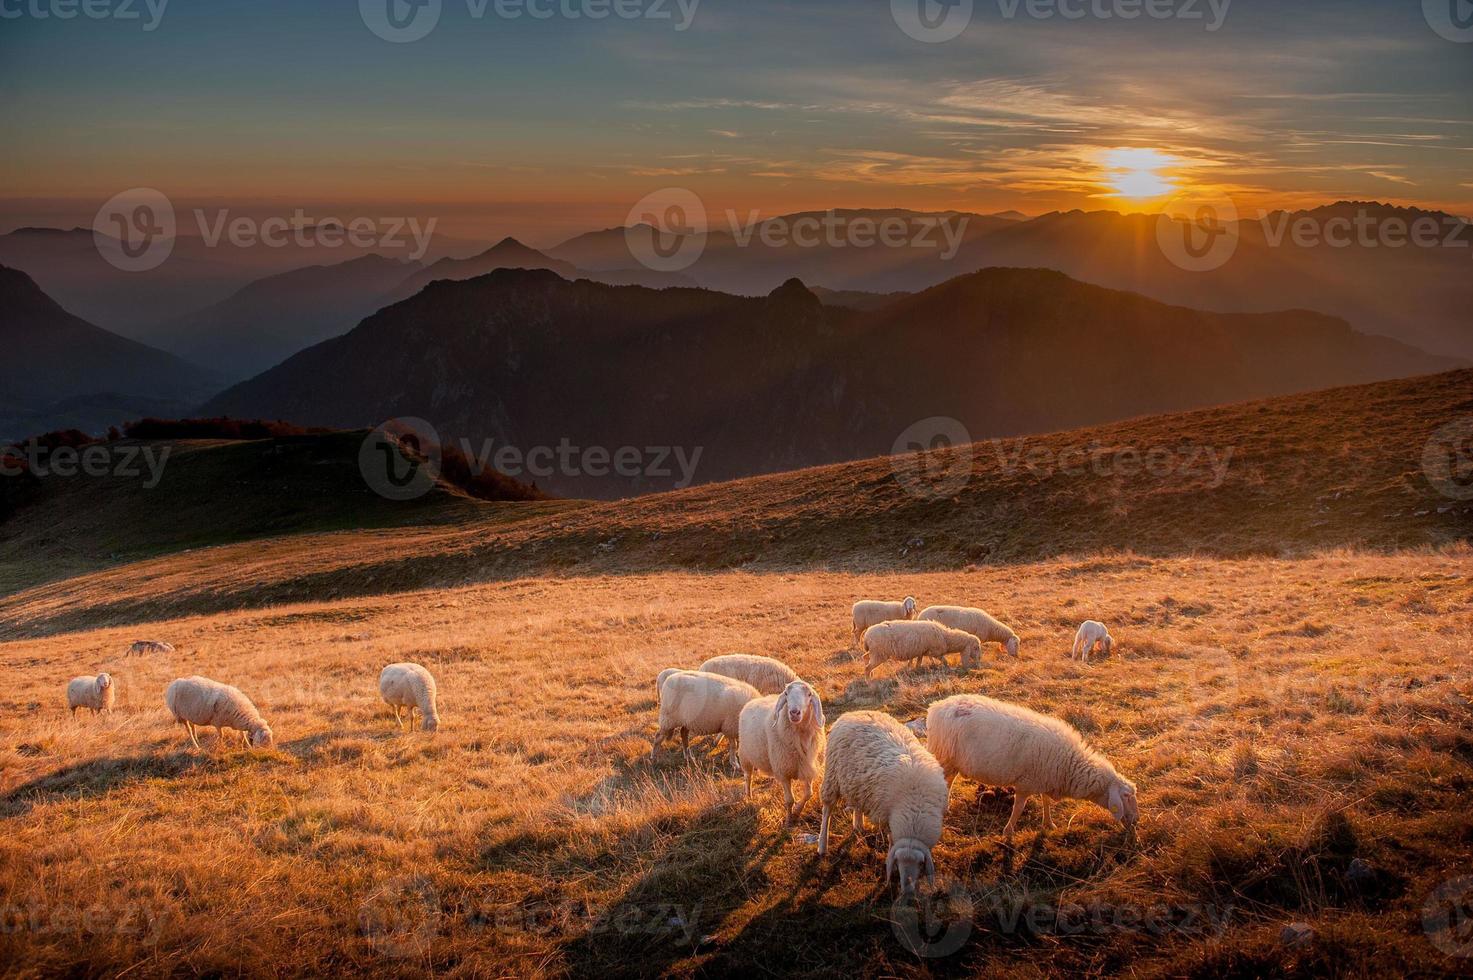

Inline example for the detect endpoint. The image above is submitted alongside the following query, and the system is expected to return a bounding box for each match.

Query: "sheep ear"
[771,694,786,722]
[810,691,825,730]
[885,845,896,884]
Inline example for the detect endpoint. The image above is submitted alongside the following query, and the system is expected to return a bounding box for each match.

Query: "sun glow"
[1101,148,1178,200]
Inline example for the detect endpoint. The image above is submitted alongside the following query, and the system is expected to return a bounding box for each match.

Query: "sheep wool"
[129,640,175,655]
[66,673,114,716]
[860,620,981,677]
[817,710,949,897]
[653,669,760,769]
[850,597,919,647]
[698,653,800,695]
[379,662,441,732]
[1071,621,1113,663]
[924,693,1138,839]
[738,680,826,824]
[917,605,1020,658]
[164,676,274,750]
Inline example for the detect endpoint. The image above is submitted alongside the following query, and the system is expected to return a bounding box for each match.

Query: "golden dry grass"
[2,550,1471,977]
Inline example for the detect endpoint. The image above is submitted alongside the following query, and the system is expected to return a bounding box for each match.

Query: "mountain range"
[199,265,1458,497]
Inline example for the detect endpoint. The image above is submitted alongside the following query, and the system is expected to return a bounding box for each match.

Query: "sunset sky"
[2,0,1469,245]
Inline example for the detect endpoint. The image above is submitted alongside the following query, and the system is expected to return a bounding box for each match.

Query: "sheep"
[851,597,918,647]
[817,710,949,898]
[164,676,274,751]
[128,640,174,655]
[66,673,114,716]
[655,667,688,698]
[920,693,1138,841]
[917,605,1020,659]
[698,653,800,695]
[652,670,759,770]
[1071,620,1113,663]
[859,620,981,678]
[378,662,440,732]
[738,680,826,824]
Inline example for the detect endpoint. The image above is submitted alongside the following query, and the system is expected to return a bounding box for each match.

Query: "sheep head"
[961,637,982,669]
[249,725,275,749]
[1004,635,1020,658]
[422,714,440,733]
[902,596,918,618]
[1101,634,1114,657]
[886,839,935,898]
[96,673,112,690]
[775,680,823,732]
[1103,776,1139,830]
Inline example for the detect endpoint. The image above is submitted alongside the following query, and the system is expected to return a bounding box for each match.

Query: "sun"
[1101,148,1178,200]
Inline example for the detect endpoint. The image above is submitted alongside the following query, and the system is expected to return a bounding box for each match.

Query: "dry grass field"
[3,551,1471,977]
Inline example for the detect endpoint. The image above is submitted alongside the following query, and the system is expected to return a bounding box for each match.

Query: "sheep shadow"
[0,750,200,818]
[557,802,795,978]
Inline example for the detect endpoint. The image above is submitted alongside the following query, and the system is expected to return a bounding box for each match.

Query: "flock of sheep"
[61,599,1127,899]
[65,652,442,747]
[652,598,1131,897]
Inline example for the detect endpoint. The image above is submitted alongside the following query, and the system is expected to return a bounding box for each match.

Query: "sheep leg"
[393,705,404,730]
[651,726,670,761]
[852,809,863,834]
[70,706,78,718]
[241,730,250,750]
[780,780,795,825]
[943,768,957,790]
[743,768,752,798]
[185,721,201,750]
[408,706,417,730]
[817,804,832,855]
[1003,793,1031,839]
[1041,797,1056,829]
[681,727,691,764]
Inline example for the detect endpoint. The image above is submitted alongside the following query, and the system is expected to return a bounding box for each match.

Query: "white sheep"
[164,676,274,751]
[379,662,441,732]
[66,673,114,716]
[128,640,175,655]
[919,693,1138,840]
[652,670,759,769]
[917,605,1020,658]
[698,653,800,695]
[1071,620,1113,663]
[738,680,826,824]
[851,597,919,647]
[655,667,688,698]
[817,709,949,898]
[860,620,981,677]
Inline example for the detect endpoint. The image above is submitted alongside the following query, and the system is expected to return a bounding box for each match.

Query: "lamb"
[920,693,1138,840]
[66,673,114,716]
[698,653,800,695]
[378,662,441,732]
[1071,620,1113,663]
[164,676,274,750]
[917,605,1020,659]
[851,597,918,647]
[859,620,981,677]
[128,640,175,655]
[652,670,759,769]
[738,680,826,824]
[817,710,949,898]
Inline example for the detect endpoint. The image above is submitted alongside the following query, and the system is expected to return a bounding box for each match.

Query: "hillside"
[199,266,1457,498]
[7,368,1468,635]
[141,254,421,380]
[0,266,221,437]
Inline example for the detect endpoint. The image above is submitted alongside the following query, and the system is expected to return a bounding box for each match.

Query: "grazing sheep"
[860,620,981,677]
[851,597,919,647]
[917,605,1020,658]
[653,670,759,769]
[921,693,1138,840]
[655,667,689,698]
[128,640,175,655]
[1071,621,1113,663]
[379,662,441,732]
[66,673,114,716]
[738,680,826,824]
[699,653,800,695]
[817,710,949,898]
[164,676,274,751]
